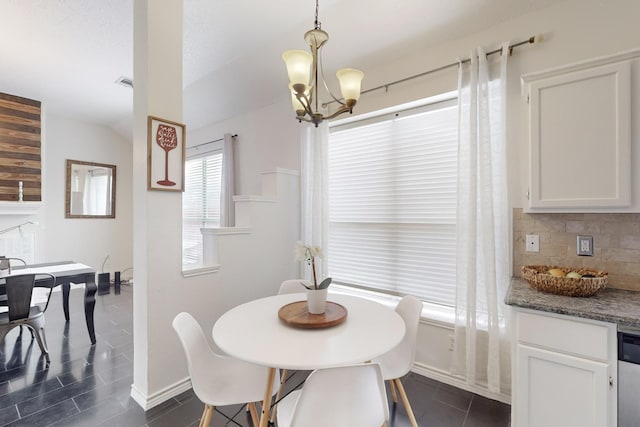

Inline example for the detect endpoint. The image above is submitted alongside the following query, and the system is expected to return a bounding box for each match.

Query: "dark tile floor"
[0,284,511,426]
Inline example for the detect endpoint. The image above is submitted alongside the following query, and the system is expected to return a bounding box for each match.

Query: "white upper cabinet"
[522,49,640,212]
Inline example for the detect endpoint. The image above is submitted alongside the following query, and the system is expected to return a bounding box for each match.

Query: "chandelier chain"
[314,0,321,29]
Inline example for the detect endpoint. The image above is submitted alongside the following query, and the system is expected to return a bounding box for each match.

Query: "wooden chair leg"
[248,402,260,426]
[388,379,398,403]
[201,404,214,427]
[199,404,208,427]
[269,368,288,424]
[394,378,418,427]
[259,367,277,427]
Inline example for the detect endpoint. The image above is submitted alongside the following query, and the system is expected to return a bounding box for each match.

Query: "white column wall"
[131,2,300,408]
[132,0,185,406]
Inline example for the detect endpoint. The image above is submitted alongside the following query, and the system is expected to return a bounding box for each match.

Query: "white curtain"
[300,122,329,280]
[220,133,235,227]
[453,43,510,395]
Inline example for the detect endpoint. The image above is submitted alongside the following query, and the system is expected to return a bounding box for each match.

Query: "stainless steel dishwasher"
[618,329,640,427]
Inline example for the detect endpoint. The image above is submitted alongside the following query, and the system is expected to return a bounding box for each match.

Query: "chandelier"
[282,0,364,127]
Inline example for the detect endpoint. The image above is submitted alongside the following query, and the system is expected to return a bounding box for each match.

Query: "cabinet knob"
[609,376,614,388]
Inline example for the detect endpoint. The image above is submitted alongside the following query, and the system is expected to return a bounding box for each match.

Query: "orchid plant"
[295,241,332,290]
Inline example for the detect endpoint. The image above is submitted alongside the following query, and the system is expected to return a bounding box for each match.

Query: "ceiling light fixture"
[282,0,364,127]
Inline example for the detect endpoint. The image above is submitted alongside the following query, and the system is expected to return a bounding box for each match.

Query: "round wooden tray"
[278,301,348,329]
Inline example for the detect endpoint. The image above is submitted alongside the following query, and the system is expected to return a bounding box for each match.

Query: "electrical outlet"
[577,235,594,256]
[526,234,540,252]
[448,334,455,351]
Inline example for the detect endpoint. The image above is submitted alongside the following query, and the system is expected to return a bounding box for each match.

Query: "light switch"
[526,234,539,252]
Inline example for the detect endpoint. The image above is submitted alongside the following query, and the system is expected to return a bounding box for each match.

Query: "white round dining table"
[212,292,406,427]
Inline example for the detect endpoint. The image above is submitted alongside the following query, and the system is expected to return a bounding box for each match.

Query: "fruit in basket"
[566,271,582,279]
[548,268,566,277]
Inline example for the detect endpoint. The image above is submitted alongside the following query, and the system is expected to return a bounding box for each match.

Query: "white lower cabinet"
[512,309,617,427]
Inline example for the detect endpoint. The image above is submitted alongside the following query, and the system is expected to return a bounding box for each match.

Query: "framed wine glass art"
[147,116,186,191]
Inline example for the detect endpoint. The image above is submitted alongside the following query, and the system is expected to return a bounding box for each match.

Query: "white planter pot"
[305,288,328,314]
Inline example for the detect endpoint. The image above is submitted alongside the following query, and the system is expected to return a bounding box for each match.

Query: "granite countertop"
[506,277,640,329]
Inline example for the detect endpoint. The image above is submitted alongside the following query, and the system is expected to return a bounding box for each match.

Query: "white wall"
[183,0,640,403]
[189,101,300,197]
[360,0,640,401]
[41,115,133,273]
[0,113,133,276]
[4,5,637,407]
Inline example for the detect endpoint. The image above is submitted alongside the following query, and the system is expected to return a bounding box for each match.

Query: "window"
[328,97,458,306]
[182,147,223,265]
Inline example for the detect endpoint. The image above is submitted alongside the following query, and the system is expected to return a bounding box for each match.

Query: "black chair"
[0,257,26,306]
[0,256,26,270]
[0,257,32,338]
[0,273,56,364]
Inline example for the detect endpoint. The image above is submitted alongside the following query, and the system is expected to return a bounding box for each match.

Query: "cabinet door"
[527,61,631,209]
[515,343,611,427]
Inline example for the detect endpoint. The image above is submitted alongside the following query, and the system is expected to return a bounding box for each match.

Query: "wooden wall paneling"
[0,92,42,202]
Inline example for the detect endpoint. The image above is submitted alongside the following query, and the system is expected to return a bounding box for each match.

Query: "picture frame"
[147,115,186,192]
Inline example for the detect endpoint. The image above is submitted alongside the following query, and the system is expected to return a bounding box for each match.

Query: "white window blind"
[182,149,223,265]
[328,100,458,306]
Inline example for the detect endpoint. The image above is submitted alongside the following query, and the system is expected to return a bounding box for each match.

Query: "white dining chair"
[277,363,389,427]
[172,312,278,427]
[371,295,422,427]
[278,279,306,295]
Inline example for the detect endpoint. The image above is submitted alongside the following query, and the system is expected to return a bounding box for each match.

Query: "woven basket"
[521,265,608,297]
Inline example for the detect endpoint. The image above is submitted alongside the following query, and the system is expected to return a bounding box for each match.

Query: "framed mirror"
[65,159,116,218]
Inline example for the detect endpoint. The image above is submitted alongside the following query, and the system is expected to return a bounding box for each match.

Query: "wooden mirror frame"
[65,159,116,219]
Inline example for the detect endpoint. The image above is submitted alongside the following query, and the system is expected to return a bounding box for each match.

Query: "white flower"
[294,241,308,261]
[309,246,323,259]
[294,241,331,290]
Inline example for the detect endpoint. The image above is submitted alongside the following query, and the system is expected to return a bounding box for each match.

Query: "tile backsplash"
[513,209,640,291]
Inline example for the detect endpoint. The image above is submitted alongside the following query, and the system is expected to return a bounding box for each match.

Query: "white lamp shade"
[337,68,364,101]
[282,50,313,87]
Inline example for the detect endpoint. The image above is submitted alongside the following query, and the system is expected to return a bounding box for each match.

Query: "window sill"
[182,264,220,278]
[331,284,455,327]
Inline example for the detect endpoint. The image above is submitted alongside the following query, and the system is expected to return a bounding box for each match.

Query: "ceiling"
[0,0,564,138]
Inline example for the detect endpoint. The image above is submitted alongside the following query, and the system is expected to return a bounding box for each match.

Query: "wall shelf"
[0,201,43,216]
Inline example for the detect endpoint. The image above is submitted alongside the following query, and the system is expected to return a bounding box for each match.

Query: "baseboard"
[127,365,509,410]
[130,377,193,411]
[412,362,511,405]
